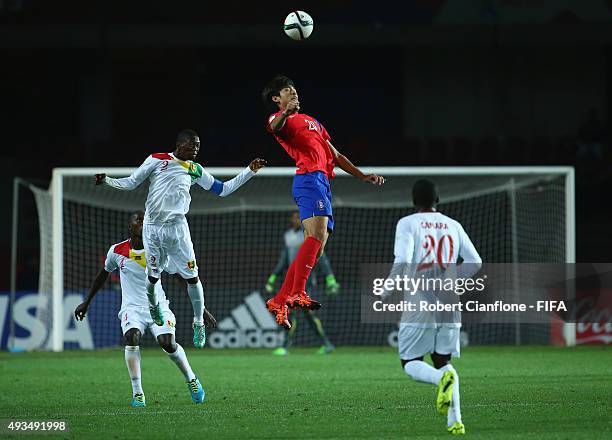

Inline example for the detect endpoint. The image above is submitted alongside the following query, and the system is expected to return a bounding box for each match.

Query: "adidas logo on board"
[208,292,286,348]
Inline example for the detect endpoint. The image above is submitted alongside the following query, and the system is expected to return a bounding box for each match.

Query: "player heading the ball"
[262,75,385,328]
[95,129,266,348]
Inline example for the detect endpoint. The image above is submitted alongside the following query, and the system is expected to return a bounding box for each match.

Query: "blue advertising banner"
[0,290,122,351]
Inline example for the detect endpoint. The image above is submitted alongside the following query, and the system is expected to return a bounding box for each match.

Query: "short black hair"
[262,75,294,111]
[176,129,199,145]
[412,179,439,208]
[129,210,144,221]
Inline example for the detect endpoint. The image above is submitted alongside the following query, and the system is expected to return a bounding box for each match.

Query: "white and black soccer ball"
[283,11,314,41]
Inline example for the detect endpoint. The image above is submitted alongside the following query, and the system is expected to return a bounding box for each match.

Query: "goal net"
[28,166,574,351]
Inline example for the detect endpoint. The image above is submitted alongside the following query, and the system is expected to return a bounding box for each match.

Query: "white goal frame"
[49,166,575,351]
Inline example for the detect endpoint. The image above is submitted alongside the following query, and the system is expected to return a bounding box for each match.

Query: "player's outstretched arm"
[94,156,156,190]
[75,268,110,321]
[196,158,266,197]
[327,141,385,186]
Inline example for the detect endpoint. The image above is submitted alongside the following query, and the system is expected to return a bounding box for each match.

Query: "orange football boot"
[286,291,321,310]
[266,299,291,329]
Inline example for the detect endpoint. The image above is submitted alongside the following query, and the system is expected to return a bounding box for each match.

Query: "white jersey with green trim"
[104,152,255,224]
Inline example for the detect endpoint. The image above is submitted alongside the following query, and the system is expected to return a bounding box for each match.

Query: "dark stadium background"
[2,0,612,290]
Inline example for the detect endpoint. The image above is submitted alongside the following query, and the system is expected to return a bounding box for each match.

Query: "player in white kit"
[389,179,481,435]
[74,211,216,407]
[94,129,266,348]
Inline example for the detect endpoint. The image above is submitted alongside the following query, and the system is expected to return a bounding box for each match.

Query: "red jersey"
[267,111,336,178]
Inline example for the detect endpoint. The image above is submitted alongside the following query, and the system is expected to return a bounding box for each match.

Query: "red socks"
[292,236,322,294]
[273,263,295,304]
[273,236,322,304]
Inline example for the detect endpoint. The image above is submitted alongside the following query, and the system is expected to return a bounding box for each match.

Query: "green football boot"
[187,378,205,404]
[131,393,146,408]
[193,322,206,348]
[149,303,164,326]
[272,347,288,356]
[316,343,335,354]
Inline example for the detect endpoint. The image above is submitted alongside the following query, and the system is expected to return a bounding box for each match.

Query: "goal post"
[563,168,576,347]
[39,166,574,351]
[51,169,63,352]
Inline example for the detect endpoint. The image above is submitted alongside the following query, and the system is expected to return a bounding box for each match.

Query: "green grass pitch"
[1,346,610,439]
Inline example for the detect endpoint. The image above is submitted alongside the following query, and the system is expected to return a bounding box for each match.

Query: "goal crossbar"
[48,166,575,351]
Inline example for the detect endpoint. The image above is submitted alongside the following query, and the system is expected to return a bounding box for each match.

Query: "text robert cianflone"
[372,275,487,296]
[372,300,568,313]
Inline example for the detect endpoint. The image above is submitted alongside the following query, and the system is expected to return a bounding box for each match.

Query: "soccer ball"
[283,11,314,41]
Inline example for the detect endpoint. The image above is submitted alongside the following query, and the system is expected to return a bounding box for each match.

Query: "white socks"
[404,361,462,426]
[404,360,444,385]
[187,281,205,325]
[126,344,196,398]
[145,279,158,307]
[441,364,462,425]
[149,278,203,326]
[165,344,196,381]
[124,346,143,396]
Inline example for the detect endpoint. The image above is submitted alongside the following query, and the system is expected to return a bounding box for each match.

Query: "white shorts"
[118,304,176,339]
[398,324,460,360]
[143,219,198,279]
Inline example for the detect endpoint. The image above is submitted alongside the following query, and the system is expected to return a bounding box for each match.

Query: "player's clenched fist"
[283,98,300,116]
[363,174,385,186]
[74,302,89,321]
[94,173,106,185]
[249,158,267,172]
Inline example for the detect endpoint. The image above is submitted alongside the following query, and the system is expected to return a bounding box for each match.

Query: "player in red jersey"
[262,75,385,328]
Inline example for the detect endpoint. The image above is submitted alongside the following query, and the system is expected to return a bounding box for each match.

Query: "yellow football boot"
[447,422,465,435]
[436,370,455,415]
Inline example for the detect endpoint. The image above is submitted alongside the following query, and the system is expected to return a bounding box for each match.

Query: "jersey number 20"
[417,234,454,271]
